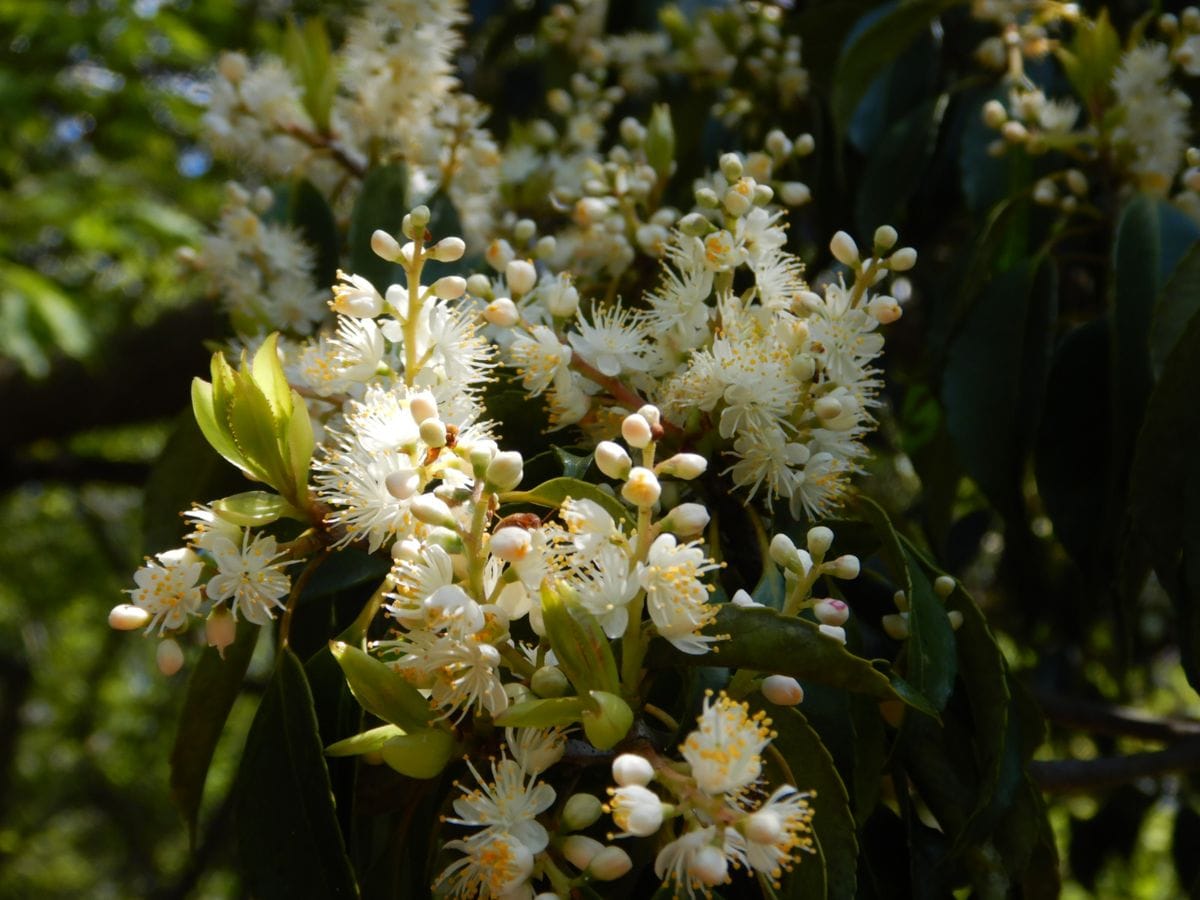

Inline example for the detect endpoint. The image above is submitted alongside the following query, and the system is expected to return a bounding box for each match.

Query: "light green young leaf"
[212,491,298,527]
[494,696,590,728]
[502,477,633,528]
[329,641,435,732]
[325,724,408,757]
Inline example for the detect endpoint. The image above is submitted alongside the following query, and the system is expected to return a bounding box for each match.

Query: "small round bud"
[761,674,805,706]
[882,613,910,640]
[371,230,402,262]
[722,183,754,216]
[1001,120,1027,144]
[217,51,248,83]
[109,603,151,631]
[679,211,713,235]
[621,467,661,507]
[595,441,632,480]
[693,845,728,887]
[753,183,774,205]
[819,623,847,643]
[531,665,570,698]
[484,297,519,327]
[663,502,710,536]
[621,413,653,449]
[814,396,844,420]
[827,554,860,580]
[466,273,492,297]
[719,152,743,181]
[411,494,456,529]
[765,129,793,158]
[893,590,909,612]
[385,469,420,501]
[982,99,1007,128]
[637,404,661,429]
[486,238,515,271]
[506,259,538,296]
[830,230,860,267]
[431,236,466,262]
[1065,169,1088,196]
[948,610,964,630]
[794,133,816,156]
[608,784,663,836]
[814,598,850,626]
[419,418,447,448]
[934,575,956,599]
[407,205,430,236]
[889,247,917,271]
[490,527,533,563]
[205,606,237,658]
[769,533,800,569]
[562,834,604,871]
[874,225,898,251]
[806,526,834,557]
[612,753,655,787]
[563,793,605,831]
[157,638,184,676]
[657,453,707,480]
[535,235,557,258]
[431,275,466,300]
[694,187,720,208]
[252,186,274,214]
[513,218,537,243]
[589,846,633,881]
[409,391,438,423]
[1033,179,1057,205]
[746,809,783,844]
[867,295,902,324]
[486,451,524,492]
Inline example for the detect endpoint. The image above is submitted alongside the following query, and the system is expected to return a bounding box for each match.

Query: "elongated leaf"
[325,724,407,757]
[757,701,859,900]
[234,649,359,899]
[855,96,945,235]
[648,605,924,708]
[329,641,435,732]
[502,477,633,528]
[1150,241,1200,377]
[379,729,458,779]
[228,374,290,489]
[494,696,590,728]
[191,378,248,476]
[901,548,956,713]
[539,583,621,696]
[348,164,407,290]
[289,178,340,288]
[251,333,293,433]
[212,490,294,527]
[169,620,258,845]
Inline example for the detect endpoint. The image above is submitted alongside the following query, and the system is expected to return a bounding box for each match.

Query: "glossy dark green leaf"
[854,96,945,235]
[958,87,1011,215]
[830,0,959,139]
[553,445,592,480]
[1150,242,1200,378]
[348,163,407,290]
[757,701,859,900]
[942,259,1057,518]
[234,648,359,899]
[901,548,956,713]
[288,178,340,292]
[300,547,391,602]
[169,619,258,845]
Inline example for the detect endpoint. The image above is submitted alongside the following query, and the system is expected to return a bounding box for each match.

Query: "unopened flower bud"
[948,610,964,630]
[432,275,466,300]
[531,665,570,698]
[157,638,184,676]
[484,297,519,327]
[723,183,754,216]
[1065,169,1088,196]
[513,217,537,243]
[814,396,844,420]
[595,441,632,480]
[405,205,430,239]
[425,527,465,554]
[889,247,917,271]
[1033,179,1057,205]
[882,612,910,640]
[806,526,834,557]
[893,590,909,612]
[693,845,728,887]
[663,502,710,536]
[819,623,847,643]
[252,185,274,213]
[874,225,898,251]
[934,575,956,598]
[694,187,720,208]
[535,235,557,258]
[109,603,151,631]
[621,413,653,449]
[563,793,604,831]
[392,536,422,562]
[827,554,860,579]
[867,295,902,324]
[1001,120,1027,143]
[679,211,713,235]
[589,846,633,881]
[411,494,456,529]
[486,238,515,271]
[612,753,655,787]
[486,451,524,492]
[431,236,466,262]
[621,467,661,507]
[490,526,533,563]
[719,152,743,182]
[761,674,804,706]
[753,183,774,205]
[769,533,800,569]
[814,598,850,626]
[608,784,663,836]
[506,259,538,295]
[830,231,860,267]
[385,469,420,501]
[637,404,661,429]
[657,453,707,480]
[766,129,792,158]
[562,835,604,871]
[583,690,634,750]
[205,606,237,658]
[794,133,816,156]
[217,51,248,83]
[371,230,402,262]
[419,418,447,448]
[982,99,1007,128]
[746,809,784,844]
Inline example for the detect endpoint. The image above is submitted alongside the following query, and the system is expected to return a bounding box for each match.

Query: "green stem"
[464,481,491,602]
[402,243,426,386]
[278,549,330,651]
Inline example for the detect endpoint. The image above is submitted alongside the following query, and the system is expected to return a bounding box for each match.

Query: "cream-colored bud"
[465,273,492,298]
[486,238,515,272]
[562,835,604,871]
[948,610,964,630]
[657,453,707,480]
[806,526,834,557]
[513,218,537,243]
[486,451,524,492]
[1161,12,1179,33]
[636,223,669,254]
[723,184,753,216]
[766,129,792,158]
[407,205,430,235]
[637,404,661,429]
[490,526,532,563]
[819,623,847,643]
[769,533,800,569]
[882,612,910,640]
[218,51,248,83]
[794,133,816,156]
[934,575,956,599]
[761,674,805,706]
[982,99,1007,128]
[157,638,184,676]
[407,391,437,424]
[595,441,632,480]
[419,418,447,448]
[814,396,844,420]
[827,554,860,579]
[205,607,237,658]
[391,537,422,562]
[545,281,579,317]
[746,809,783,844]
[693,845,728,887]
[694,187,720,208]
[874,225,899,251]
[371,230,402,262]
[889,247,917,271]
[621,413,653,449]
[753,183,774,205]
[484,297,519,327]
[385,469,419,501]
[431,275,466,300]
[612,753,655,787]
[830,230,860,267]
[109,603,152,631]
[506,259,538,296]
[411,494,456,529]
[535,235,557,258]
[562,793,604,831]
[1033,179,1057,205]
[589,846,633,881]
[619,116,645,145]
[1001,120,1027,143]
[621,467,661,507]
[252,186,274,214]
[664,502,710,536]
[893,590,909,612]
[814,598,850,626]
[547,87,572,115]
[1065,169,1088,196]
[431,236,465,262]
[679,212,713,236]
[719,152,743,181]
[867,295,902,324]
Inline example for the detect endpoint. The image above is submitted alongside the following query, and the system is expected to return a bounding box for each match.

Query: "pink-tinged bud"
[205,606,237,658]
[506,259,538,296]
[157,638,184,676]
[612,753,655,787]
[814,598,850,626]
[621,413,653,449]
[431,236,465,262]
[830,231,860,267]
[595,441,632,480]
[819,623,847,644]
[621,467,661,507]
[484,297,519,327]
[761,675,804,706]
[589,846,633,881]
[409,391,438,423]
[109,603,151,631]
[371,229,402,262]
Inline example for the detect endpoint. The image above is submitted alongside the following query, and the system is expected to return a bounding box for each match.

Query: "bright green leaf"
[211,490,294,527]
[325,724,407,757]
[329,641,435,732]
[502,477,633,529]
[495,696,590,728]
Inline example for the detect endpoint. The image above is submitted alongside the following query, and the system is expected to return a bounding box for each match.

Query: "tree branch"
[1034,688,1200,743]
[1030,738,1200,793]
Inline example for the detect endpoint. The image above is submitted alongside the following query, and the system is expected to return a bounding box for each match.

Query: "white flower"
[511,326,570,396]
[607,784,664,837]
[127,548,205,634]
[638,534,722,655]
[680,692,773,796]
[447,757,556,853]
[506,726,569,776]
[330,270,384,318]
[559,498,621,561]
[205,531,294,625]
[571,543,639,638]
[567,304,649,377]
[392,629,508,720]
[725,785,816,885]
[653,825,726,898]
[436,830,535,900]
